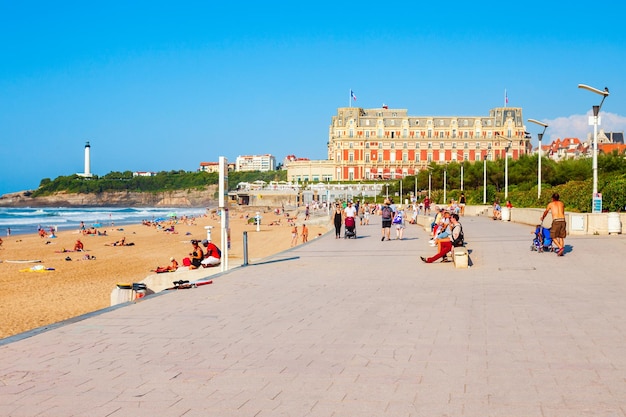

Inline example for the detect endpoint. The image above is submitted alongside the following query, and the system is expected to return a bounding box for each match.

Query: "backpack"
[392,213,402,224]
[381,206,392,220]
[451,224,464,247]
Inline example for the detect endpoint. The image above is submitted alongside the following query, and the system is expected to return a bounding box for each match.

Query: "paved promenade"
[2,213,626,417]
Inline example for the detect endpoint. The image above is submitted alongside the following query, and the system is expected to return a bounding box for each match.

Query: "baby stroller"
[344,216,357,239]
[531,225,554,253]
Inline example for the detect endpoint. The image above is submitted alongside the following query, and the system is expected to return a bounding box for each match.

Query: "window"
[403,153,408,162]
[391,143,395,149]
[378,153,382,162]
[452,142,457,149]
[428,130,433,138]
[440,142,444,149]
[378,143,382,149]
[365,142,370,149]
[349,129,354,138]
[349,142,353,149]
[349,152,354,162]
[365,131,370,138]
[365,153,370,162]
[403,129,408,138]
[428,142,432,149]
[365,120,370,126]
[403,142,408,149]
[378,129,383,138]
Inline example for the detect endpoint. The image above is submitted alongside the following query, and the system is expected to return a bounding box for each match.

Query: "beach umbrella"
[167,212,177,218]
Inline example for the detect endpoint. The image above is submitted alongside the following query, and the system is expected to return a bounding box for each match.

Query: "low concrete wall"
[414,206,624,236]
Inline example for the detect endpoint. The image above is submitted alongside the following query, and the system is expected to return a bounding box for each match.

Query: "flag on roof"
[350,90,357,101]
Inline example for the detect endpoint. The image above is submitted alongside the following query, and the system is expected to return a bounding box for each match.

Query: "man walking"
[541,193,566,256]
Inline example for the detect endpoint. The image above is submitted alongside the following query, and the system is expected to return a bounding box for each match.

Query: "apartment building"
[235,154,276,172]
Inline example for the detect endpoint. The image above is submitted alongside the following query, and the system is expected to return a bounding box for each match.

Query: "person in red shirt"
[201,239,221,267]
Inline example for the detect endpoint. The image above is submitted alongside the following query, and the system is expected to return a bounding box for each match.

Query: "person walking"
[291,225,298,247]
[301,223,308,243]
[541,193,567,256]
[333,203,343,239]
[380,199,394,241]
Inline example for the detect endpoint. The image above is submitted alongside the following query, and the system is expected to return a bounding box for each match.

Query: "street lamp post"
[578,84,610,213]
[528,119,549,199]
[428,172,432,199]
[443,166,447,205]
[497,136,513,200]
[460,163,464,191]
[483,153,488,204]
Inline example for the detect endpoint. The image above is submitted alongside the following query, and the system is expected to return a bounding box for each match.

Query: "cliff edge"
[0,186,218,208]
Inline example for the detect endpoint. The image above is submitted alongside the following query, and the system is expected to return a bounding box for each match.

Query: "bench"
[452,246,468,269]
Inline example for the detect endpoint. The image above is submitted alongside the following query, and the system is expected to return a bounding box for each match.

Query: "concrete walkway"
[2,214,626,417]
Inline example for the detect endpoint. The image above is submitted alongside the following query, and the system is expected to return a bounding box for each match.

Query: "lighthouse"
[77,141,93,178]
[84,141,91,177]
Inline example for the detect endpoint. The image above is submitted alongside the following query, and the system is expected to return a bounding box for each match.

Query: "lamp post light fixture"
[528,119,549,199]
[578,84,610,213]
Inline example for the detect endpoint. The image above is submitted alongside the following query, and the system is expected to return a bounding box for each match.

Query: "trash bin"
[501,206,511,221]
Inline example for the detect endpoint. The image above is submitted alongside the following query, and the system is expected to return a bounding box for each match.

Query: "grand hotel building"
[287,106,532,182]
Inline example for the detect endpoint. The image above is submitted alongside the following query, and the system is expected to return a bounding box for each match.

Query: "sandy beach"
[0,206,330,339]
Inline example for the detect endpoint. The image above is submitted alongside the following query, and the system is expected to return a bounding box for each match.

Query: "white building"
[235,154,276,172]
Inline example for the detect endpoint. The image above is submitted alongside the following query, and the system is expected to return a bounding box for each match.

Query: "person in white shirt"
[343,201,357,218]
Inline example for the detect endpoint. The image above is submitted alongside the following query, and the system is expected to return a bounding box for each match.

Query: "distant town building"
[285,159,335,183]
[235,154,276,172]
[543,138,585,161]
[199,161,236,173]
[133,171,157,177]
[538,130,626,162]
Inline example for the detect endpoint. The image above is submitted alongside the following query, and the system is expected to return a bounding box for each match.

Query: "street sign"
[593,193,602,213]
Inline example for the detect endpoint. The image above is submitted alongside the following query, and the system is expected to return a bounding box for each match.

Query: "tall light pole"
[428,171,432,199]
[528,119,548,199]
[497,136,513,200]
[483,152,489,204]
[460,163,464,191]
[578,84,610,213]
[443,165,447,205]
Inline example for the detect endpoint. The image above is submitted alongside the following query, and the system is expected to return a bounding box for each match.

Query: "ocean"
[0,207,209,236]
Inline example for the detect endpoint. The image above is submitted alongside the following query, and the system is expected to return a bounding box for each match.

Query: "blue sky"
[2,1,626,195]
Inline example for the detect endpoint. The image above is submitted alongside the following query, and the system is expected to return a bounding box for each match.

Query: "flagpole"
[349,89,352,108]
[504,89,507,108]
